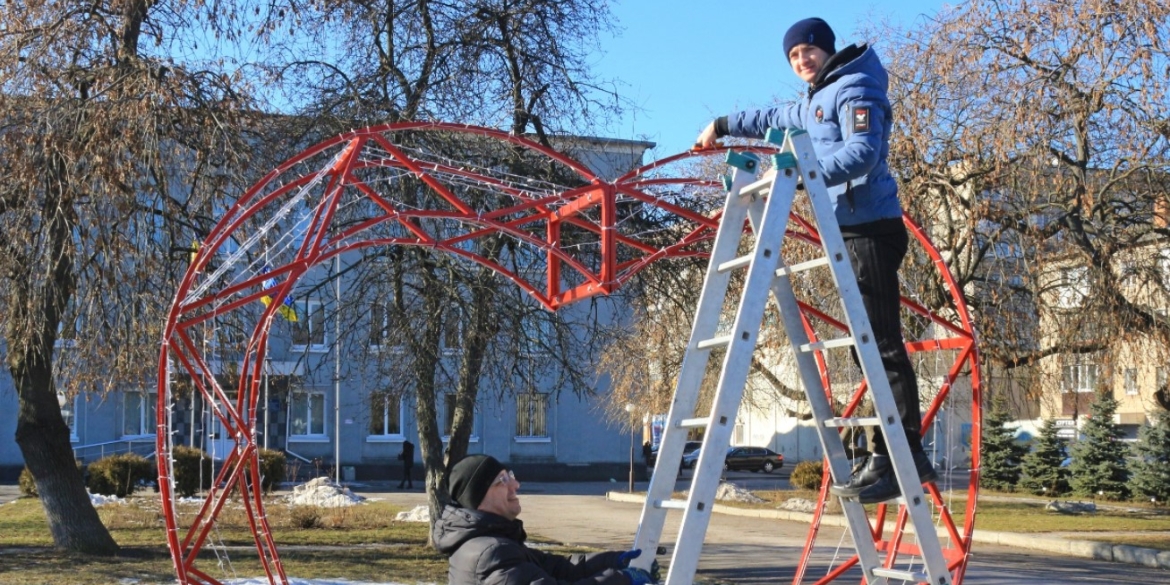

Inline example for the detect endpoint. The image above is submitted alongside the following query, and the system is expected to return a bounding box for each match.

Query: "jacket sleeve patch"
[852,106,870,133]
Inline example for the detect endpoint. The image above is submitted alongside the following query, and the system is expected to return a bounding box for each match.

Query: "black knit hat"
[783,17,836,58]
[449,454,506,510]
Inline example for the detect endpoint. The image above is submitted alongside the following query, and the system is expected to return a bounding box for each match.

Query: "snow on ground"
[283,477,366,507]
[395,504,430,522]
[89,491,125,507]
[713,482,765,503]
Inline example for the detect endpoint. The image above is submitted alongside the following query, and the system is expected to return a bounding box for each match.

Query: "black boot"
[852,451,939,503]
[829,454,891,498]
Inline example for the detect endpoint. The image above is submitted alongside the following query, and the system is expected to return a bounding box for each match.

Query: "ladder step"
[717,255,753,273]
[799,336,855,352]
[824,417,882,428]
[697,335,733,350]
[678,417,711,429]
[739,175,774,197]
[871,567,928,582]
[655,499,688,510]
[775,256,830,277]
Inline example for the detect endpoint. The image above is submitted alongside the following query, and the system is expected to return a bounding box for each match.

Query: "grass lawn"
[740,487,1170,548]
[0,495,449,585]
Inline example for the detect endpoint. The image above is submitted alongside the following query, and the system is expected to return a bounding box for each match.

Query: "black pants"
[844,227,923,455]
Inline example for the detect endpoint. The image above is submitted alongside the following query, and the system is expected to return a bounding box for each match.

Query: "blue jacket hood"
[726,43,902,228]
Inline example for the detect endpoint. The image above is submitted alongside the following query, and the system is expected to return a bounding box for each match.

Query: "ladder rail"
[631,129,953,585]
[784,130,951,585]
[663,164,802,585]
[630,162,761,566]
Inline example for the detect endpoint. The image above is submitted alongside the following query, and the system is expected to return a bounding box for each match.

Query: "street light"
[625,403,635,493]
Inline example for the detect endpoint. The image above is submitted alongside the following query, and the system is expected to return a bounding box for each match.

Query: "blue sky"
[593,1,952,159]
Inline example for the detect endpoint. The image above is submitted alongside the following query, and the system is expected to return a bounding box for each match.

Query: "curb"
[605,491,1170,570]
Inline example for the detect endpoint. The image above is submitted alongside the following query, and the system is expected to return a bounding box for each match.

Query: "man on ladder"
[695,16,936,503]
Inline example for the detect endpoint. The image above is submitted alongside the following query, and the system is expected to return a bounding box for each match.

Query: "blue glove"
[621,567,654,585]
[618,548,660,581]
[618,549,642,567]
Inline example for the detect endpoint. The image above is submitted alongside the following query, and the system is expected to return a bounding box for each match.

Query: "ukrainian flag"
[261,268,298,322]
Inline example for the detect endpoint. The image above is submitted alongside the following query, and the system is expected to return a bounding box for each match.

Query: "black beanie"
[449,454,506,510]
[783,17,836,58]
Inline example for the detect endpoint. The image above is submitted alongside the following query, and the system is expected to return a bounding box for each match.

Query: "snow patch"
[283,477,366,508]
[713,482,765,503]
[395,504,430,522]
[778,497,817,513]
[89,491,125,507]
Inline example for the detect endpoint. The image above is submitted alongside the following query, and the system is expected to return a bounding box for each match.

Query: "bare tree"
[0,1,253,553]
[263,0,627,522]
[879,0,1170,409]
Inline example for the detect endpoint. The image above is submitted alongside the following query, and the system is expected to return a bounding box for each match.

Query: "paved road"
[363,476,1168,585]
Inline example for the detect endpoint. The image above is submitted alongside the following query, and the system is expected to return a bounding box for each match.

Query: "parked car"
[647,441,702,468]
[680,446,784,473]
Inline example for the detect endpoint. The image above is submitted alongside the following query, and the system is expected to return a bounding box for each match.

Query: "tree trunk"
[7,152,119,555]
[13,363,119,554]
[410,262,449,534]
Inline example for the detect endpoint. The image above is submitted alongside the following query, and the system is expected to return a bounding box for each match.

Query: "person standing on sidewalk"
[694,17,935,504]
[397,440,415,489]
[433,454,658,585]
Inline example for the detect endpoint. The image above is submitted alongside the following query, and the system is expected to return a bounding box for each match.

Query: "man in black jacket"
[433,454,657,585]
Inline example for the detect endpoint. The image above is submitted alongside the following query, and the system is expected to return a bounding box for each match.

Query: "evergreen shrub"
[790,460,824,491]
[256,448,287,494]
[87,453,154,498]
[1068,392,1130,500]
[1128,412,1170,504]
[171,445,213,498]
[1019,419,1070,496]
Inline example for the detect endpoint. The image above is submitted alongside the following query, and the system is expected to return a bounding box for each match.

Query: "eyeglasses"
[492,470,517,487]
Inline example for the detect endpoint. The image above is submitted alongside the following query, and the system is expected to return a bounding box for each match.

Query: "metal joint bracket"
[724,150,759,172]
[771,152,797,169]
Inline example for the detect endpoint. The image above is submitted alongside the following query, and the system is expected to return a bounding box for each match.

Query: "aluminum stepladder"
[628,128,950,585]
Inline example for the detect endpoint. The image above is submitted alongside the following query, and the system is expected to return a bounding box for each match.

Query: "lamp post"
[625,403,635,493]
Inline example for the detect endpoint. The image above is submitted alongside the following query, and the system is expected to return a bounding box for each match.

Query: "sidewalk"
[604,489,1170,571]
[362,481,1170,584]
[353,480,1170,572]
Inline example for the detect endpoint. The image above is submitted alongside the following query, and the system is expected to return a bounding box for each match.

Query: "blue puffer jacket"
[725,44,901,229]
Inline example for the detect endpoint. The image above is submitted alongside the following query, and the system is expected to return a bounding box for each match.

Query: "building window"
[443,393,458,436]
[519,312,553,355]
[289,390,326,437]
[369,392,403,437]
[442,393,478,438]
[515,393,550,438]
[292,300,327,351]
[442,307,462,352]
[1055,266,1088,309]
[59,392,78,441]
[368,299,403,350]
[1061,362,1098,393]
[1124,368,1139,395]
[122,390,157,437]
[733,422,746,445]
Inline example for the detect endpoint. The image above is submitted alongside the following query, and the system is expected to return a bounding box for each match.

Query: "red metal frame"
[156,125,980,585]
[791,216,982,585]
